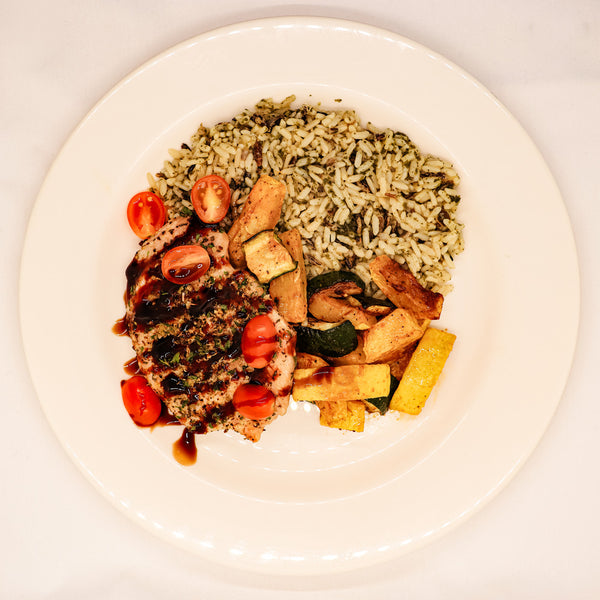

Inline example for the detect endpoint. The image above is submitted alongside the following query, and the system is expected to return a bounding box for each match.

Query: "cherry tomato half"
[232,383,276,420]
[190,175,231,223]
[241,314,278,369]
[127,191,167,239]
[121,375,162,426]
[161,245,211,284]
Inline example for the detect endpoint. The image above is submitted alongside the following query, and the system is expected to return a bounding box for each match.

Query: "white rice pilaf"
[147,96,464,295]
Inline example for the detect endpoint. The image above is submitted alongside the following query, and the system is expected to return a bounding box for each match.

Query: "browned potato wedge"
[362,308,425,363]
[316,400,365,432]
[296,352,329,369]
[369,255,444,320]
[228,175,287,267]
[390,328,456,415]
[308,292,376,330]
[269,229,308,323]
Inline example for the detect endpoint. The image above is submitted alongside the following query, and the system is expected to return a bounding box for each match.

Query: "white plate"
[20,17,579,575]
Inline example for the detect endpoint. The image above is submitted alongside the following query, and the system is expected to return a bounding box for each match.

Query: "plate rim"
[19,15,580,575]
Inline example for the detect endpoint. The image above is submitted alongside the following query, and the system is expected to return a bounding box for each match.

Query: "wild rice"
[147,96,464,295]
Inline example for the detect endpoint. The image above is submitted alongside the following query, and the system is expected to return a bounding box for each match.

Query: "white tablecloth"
[2,1,599,597]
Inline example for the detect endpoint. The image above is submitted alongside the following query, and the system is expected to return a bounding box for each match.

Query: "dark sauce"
[209,330,244,364]
[162,373,188,395]
[152,403,180,428]
[172,428,197,466]
[150,335,178,365]
[135,295,186,325]
[125,259,144,296]
[123,357,140,376]
[151,406,196,466]
[112,317,128,336]
[188,283,240,317]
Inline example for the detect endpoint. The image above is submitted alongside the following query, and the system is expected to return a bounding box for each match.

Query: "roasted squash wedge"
[390,327,456,415]
[293,364,390,402]
[316,400,365,432]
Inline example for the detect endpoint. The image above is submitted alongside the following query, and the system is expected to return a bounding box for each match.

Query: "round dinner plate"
[20,17,579,575]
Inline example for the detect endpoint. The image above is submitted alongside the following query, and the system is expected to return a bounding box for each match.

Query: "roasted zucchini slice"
[242,230,296,284]
[330,334,366,365]
[306,270,366,298]
[296,320,358,358]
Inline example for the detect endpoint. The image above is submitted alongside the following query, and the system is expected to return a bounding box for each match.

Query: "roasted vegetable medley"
[230,175,457,432]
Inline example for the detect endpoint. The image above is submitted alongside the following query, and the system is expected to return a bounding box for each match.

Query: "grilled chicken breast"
[124,216,296,441]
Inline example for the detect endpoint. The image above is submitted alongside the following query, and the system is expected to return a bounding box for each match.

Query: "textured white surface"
[2,0,599,597]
